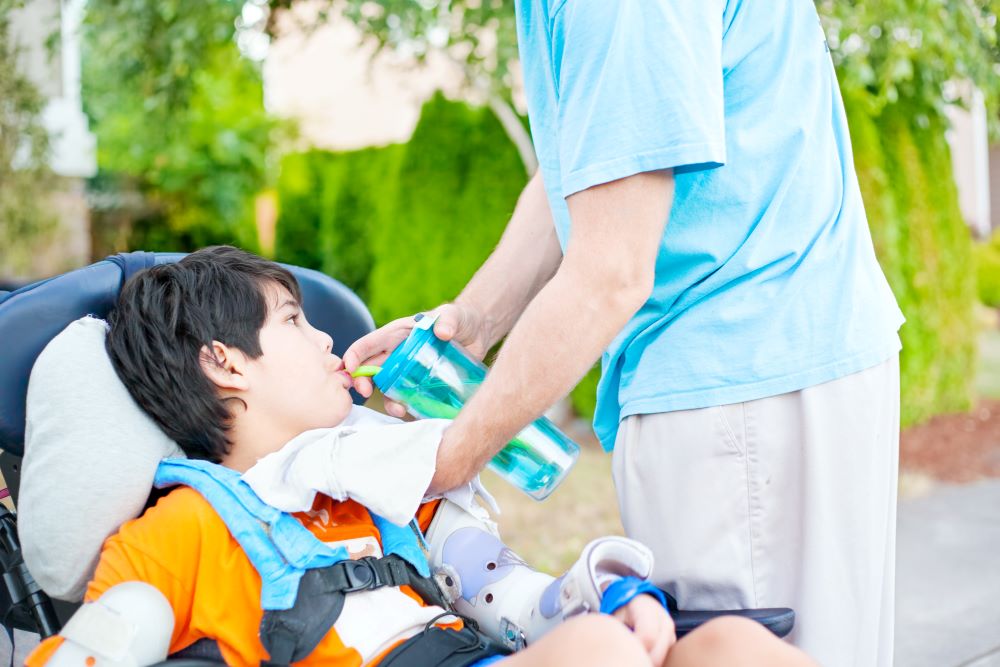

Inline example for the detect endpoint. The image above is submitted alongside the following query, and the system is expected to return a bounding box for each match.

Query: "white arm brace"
[45,582,174,667]
[424,500,655,651]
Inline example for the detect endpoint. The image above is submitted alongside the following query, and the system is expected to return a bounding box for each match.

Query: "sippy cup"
[372,315,580,500]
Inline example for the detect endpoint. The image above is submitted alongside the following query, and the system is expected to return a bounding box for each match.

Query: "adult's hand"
[343,303,493,418]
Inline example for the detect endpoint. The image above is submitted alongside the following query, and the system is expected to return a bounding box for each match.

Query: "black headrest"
[0,251,375,457]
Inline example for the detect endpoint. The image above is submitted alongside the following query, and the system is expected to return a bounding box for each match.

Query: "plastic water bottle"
[373,316,580,500]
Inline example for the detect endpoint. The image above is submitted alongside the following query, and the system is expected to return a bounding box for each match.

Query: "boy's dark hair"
[106,246,302,462]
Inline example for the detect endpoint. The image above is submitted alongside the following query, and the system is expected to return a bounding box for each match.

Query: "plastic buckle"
[341,557,383,592]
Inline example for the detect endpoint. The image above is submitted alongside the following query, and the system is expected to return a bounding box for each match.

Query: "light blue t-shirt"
[515,0,905,450]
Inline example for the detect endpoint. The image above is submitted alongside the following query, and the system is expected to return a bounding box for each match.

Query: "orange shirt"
[27,488,446,667]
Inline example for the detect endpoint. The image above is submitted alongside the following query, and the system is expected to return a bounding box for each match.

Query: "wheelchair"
[0,251,794,663]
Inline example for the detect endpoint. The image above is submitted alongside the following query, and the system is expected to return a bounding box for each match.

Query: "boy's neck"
[221,411,298,473]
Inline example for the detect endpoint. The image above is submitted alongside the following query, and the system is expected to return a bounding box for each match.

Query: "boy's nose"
[314,327,333,354]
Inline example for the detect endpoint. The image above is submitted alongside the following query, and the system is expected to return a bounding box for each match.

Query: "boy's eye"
[287,314,300,324]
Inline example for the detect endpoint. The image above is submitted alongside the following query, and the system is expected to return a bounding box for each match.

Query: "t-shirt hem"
[597,336,902,451]
[561,142,726,197]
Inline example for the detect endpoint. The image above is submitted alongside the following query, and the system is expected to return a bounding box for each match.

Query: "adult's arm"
[429,170,674,492]
[344,171,563,413]
[455,170,565,352]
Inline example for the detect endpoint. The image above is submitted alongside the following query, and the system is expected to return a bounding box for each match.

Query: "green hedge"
[846,96,977,425]
[274,93,525,321]
[274,146,403,301]
[975,231,1000,309]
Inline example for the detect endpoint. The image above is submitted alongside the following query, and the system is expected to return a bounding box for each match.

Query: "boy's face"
[241,283,355,446]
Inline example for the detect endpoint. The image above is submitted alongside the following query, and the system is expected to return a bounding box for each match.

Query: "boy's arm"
[25,493,202,666]
[422,500,668,650]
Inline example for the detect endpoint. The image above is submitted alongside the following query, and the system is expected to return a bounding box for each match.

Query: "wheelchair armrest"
[661,588,795,639]
[672,607,795,639]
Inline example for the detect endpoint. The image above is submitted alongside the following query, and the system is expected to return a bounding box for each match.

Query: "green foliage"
[274,146,404,300]
[82,0,283,254]
[975,231,1000,308]
[569,365,600,423]
[367,93,525,323]
[274,94,526,323]
[0,0,57,274]
[817,0,1000,135]
[846,94,977,424]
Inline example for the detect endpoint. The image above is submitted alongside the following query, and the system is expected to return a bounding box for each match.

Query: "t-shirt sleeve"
[552,0,726,196]
[25,491,210,665]
[84,490,204,649]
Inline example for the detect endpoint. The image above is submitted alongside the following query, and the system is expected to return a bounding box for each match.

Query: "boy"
[27,247,814,667]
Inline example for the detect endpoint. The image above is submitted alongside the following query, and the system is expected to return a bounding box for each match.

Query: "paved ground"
[895,479,1000,667]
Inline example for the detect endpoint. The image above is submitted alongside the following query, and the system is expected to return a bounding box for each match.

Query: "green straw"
[350,365,382,378]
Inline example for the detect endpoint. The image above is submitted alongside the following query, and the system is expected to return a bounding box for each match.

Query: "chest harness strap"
[260,554,450,666]
[153,459,450,667]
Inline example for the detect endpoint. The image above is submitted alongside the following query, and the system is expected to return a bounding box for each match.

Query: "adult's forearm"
[442,262,649,482]
[454,172,563,349]
[430,171,674,492]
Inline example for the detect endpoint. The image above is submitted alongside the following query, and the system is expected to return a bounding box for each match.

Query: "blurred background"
[2,1,999,664]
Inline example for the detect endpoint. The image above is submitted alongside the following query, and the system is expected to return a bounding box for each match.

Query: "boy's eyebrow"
[277,299,301,311]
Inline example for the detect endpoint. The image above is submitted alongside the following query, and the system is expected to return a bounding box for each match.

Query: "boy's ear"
[199,341,250,392]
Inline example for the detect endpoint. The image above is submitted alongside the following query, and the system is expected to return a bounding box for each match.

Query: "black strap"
[259,555,449,666]
[379,613,511,667]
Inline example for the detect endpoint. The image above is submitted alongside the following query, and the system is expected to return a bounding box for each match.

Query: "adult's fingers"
[431,303,487,359]
[350,375,407,417]
[431,303,465,341]
[343,317,413,371]
[352,376,374,398]
[383,399,407,418]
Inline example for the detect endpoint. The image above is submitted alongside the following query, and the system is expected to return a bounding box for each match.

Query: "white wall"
[946,86,992,238]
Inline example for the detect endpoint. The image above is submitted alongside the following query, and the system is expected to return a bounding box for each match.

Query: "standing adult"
[346,2,903,665]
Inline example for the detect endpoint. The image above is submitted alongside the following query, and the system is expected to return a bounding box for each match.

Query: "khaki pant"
[613,356,899,667]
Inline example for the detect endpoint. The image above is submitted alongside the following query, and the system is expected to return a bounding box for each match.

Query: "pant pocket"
[615,409,757,609]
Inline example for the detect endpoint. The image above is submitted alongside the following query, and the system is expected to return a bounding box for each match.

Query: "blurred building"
[264,13,465,152]
[4,0,96,280]
[946,86,994,238]
[991,142,1000,234]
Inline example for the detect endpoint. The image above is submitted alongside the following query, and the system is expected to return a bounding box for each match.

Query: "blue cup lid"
[373,315,439,395]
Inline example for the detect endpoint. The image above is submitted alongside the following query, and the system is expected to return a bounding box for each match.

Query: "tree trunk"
[488,94,538,177]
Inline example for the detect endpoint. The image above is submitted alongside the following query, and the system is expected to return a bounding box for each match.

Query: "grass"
[484,434,622,574]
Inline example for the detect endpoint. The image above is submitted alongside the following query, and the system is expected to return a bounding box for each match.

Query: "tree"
[817,0,1000,133]
[82,0,285,254]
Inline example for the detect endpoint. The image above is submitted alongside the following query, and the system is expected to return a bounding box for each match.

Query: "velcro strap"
[260,555,448,666]
[599,576,668,616]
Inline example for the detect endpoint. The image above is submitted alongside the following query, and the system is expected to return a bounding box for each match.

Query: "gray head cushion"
[19,316,184,600]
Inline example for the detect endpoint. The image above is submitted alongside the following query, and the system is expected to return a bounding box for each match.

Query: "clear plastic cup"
[373,316,580,500]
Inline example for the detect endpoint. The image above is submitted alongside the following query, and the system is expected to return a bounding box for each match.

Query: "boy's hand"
[343,303,491,418]
[613,594,676,666]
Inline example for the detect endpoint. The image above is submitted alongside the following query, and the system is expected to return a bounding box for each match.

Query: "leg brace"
[424,500,655,651]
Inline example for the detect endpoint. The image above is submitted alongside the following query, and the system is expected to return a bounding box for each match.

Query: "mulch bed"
[900,399,1000,482]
